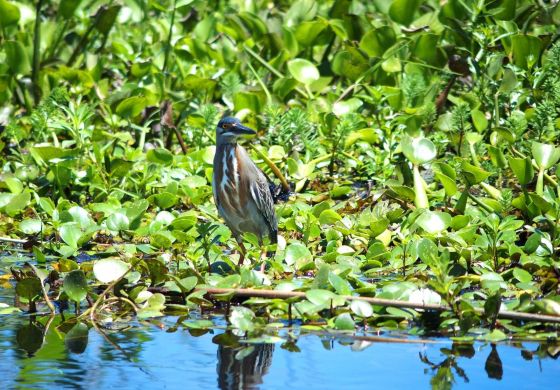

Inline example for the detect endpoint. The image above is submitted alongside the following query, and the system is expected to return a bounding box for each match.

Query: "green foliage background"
[1,0,560,338]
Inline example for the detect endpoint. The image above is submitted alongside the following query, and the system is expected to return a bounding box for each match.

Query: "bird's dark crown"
[215,117,256,145]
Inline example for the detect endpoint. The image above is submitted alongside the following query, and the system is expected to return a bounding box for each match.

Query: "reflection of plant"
[420,344,472,388]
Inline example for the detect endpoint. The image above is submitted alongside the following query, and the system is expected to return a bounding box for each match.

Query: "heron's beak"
[232,123,256,136]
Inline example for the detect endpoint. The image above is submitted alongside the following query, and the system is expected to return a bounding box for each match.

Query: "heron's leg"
[259,247,266,273]
[237,241,246,266]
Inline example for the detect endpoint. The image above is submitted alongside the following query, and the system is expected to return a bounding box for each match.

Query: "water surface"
[0,312,558,390]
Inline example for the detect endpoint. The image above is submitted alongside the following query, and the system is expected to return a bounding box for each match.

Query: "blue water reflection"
[0,314,558,389]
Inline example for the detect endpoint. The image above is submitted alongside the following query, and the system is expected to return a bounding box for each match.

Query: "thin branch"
[197,287,560,324]
[32,0,45,105]
[247,144,290,192]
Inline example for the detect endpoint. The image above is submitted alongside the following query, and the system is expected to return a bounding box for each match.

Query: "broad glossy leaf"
[332,98,362,117]
[106,212,130,231]
[461,161,491,185]
[285,242,312,267]
[229,306,255,332]
[59,223,82,248]
[287,59,319,85]
[415,210,451,234]
[508,156,534,185]
[331,48,369,81]
[147,148,174,165]
[334,313,355,330]
[359,26,396,57]
[0,0,20,26]
[63,270,88,302]
[350,300,373,318]
[15,278,42,302]
[510,34,542,69]
[93,258,129,283]
[116,96,147,119]
[389,0,421,25]
[59,0,82,19]
[532,142,560,170]
[480,272,507,293]
[401,136,436,165]
[19,218,42,234]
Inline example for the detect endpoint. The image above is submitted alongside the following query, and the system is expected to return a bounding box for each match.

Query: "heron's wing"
[249,169,278,243]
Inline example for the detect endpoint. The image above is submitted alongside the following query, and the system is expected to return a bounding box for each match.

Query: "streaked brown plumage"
[212,117,277,262]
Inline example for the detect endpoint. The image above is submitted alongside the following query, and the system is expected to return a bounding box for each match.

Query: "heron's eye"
[222,123,231,129]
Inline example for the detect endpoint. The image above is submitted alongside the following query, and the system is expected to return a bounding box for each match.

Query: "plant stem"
[247,144,290,192]
[536,168,545,196]
[162,0,176,75]
[32,0,45,105]
[413,164,429,209]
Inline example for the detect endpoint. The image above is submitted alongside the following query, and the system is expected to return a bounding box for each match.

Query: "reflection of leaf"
[65,322,89,354]
[17,324,44,356]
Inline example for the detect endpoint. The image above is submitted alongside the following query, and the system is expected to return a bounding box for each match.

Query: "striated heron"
[212,117,277,267]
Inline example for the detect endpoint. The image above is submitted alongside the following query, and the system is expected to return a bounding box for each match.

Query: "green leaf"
[59,223,81,248]
[106,212,130,231]
[63,270,88,302]
[478,329,507,342]
[332,98,362,117]
[147,148,174,165]
[229,306,255,332]
[4,40,30,75]
[534,299,560,316]
[401,136,436,165]
[0,0,20,27]
[94,5,121,34]
[19,218,42,235]
[93,258,129,283]
[415,210,451,234]
[116,96,147,119]
[345,128,380,147]
[359,26,396,57]
[65,322,89,354]
[15,278,42,302]
[59,0,82,19]
[319,209,341,225]
[513,268,532,283]
[331,49,369,81]
[461,161,492,185]
[532,142,560,170]
[508,157,534,185]
[306,289,338,306]
[480,272,507,293]
[510,34,542,69]
[471,110,488,132]
[334,313,355,330]
[287,59,320,85]
[389,0,421,25]
[350,300,373,318]
[285,242,312,267]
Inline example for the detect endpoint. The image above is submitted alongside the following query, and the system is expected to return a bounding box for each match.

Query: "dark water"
[0,311,559,390]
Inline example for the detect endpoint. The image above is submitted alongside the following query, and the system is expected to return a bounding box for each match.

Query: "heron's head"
[216,117,256,145]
